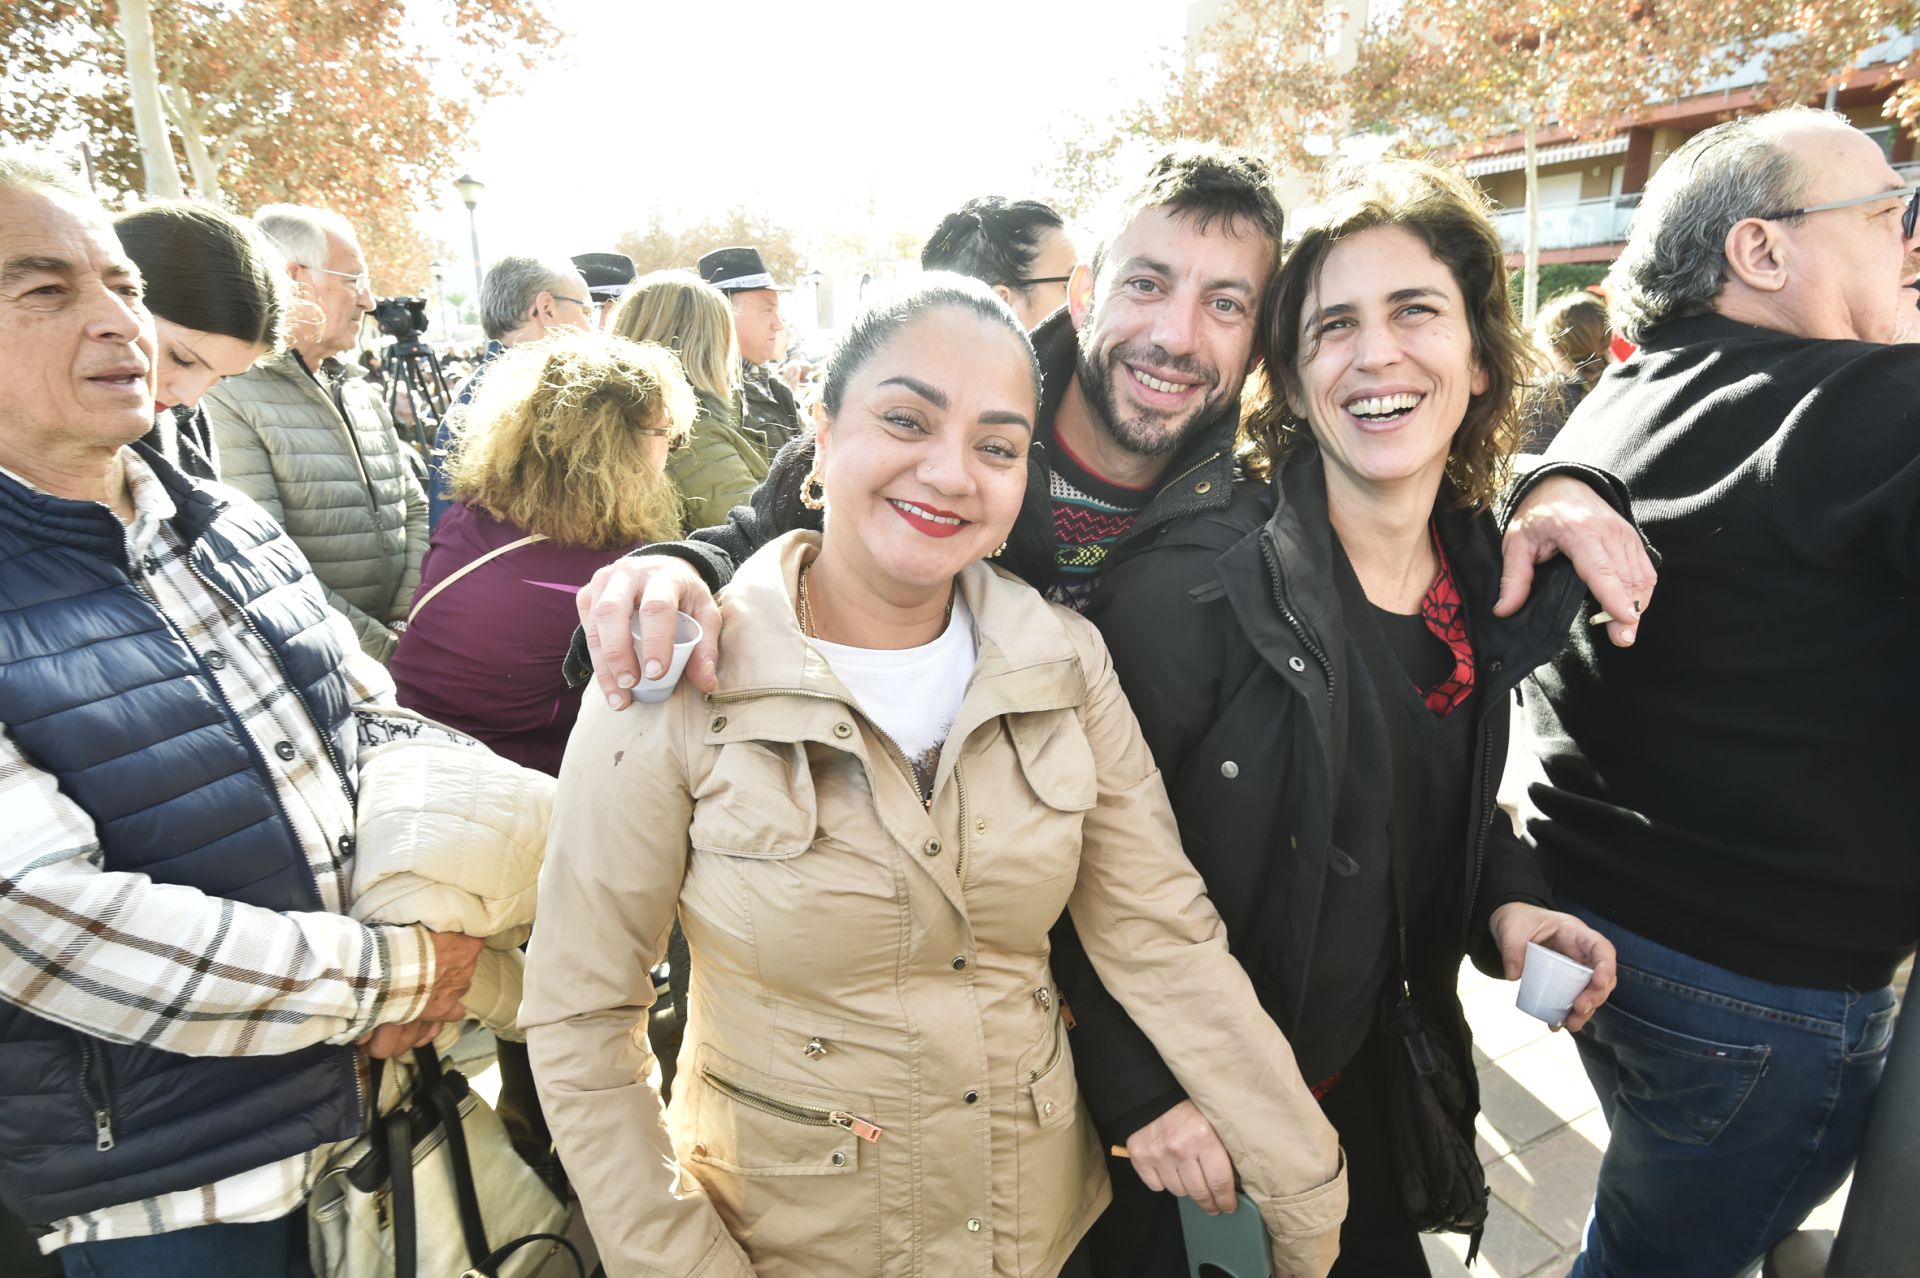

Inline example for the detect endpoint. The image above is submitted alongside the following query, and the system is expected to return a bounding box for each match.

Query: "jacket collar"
[0,441,223,564]
[706,532,1088,739]
[1220,444,1586,723]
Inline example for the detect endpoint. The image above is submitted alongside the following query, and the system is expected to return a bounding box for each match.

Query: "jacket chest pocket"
[1007,708,1097,816]
[688,740,817,859]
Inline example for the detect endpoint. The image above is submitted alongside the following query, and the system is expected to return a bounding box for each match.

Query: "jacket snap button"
[141,554,160,574]
[338,833,356,856]
[951,956,968,970]
[692,1143,707,1157]
[710,715,728,732]
[1042,1101,1055,1117]
[831,1151,847,1166]
[966,1218,982,1233]
[924,838,941,856]
[833,722,853,739]
[1194,480,1212,495]
[975,819,987,833]
[803,1037,827,1059]
[964,1089,979,1104]
[205,651,227,670]
[1220,760,1239,779]
[273,740,296,761]
[1488,659,1505,673]
[1287,656,1306,673]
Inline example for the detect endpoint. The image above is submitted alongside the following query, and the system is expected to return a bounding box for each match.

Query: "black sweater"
[1528,313,1920,991]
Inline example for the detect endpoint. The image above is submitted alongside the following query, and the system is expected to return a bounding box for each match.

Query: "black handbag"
[1338,560,1490,1260]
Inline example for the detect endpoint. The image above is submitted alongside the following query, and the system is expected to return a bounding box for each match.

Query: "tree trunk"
[160,86,225,199]
[117,0,184,199]
[1522,110,1541,326]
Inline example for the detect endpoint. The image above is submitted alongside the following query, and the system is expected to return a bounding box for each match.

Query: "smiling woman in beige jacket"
[521,276,1348,1278]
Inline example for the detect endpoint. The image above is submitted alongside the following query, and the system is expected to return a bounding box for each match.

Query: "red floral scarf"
[1418,527,1475,717]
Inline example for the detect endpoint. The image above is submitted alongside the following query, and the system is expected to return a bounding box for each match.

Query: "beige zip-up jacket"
[521,532,1346,1278]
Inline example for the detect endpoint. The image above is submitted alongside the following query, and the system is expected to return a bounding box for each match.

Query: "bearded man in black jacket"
[1525,106,1920,1278]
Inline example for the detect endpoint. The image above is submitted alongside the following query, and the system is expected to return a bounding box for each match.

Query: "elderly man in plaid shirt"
[0,151,488,1277]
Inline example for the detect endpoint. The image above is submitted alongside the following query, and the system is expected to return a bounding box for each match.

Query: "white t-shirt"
[810,595,977,790]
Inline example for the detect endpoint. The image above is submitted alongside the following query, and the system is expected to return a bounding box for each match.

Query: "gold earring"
[800,470,826,510]
[991,539,1008,558]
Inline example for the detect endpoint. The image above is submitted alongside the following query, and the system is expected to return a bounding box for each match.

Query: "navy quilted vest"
[0,445,366,1225]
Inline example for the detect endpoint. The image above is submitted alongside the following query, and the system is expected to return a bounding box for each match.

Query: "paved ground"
[474,952,1905,1278]
[1418,961,1860,1278]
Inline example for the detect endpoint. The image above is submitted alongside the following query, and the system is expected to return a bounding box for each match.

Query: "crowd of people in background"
[2,97,1918,1278]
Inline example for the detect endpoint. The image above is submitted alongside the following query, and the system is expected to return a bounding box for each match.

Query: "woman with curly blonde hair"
[391,331,691,774]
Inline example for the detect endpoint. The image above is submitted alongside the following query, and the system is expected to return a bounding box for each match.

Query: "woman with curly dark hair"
[1058,159,1626,1276]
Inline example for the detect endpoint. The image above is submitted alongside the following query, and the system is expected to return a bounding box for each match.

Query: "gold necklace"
[797,563,954,640]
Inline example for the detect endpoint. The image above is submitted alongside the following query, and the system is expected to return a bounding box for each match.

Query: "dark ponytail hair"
[822,272,1040,419]
[113,202,287,349]
[920,197,1066,291]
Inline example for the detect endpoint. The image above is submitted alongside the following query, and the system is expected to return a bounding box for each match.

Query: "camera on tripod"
[372,295,431,343]
[367,295,449,460]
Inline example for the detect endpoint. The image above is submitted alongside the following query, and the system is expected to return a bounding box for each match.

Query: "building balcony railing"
[1492,196,1640,254]
[1497,160,1917,256]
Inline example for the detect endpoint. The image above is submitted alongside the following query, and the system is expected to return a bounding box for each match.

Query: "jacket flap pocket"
[1008,710,1097,812]
[1027,1054,1079,1130]
[689,741,817,858]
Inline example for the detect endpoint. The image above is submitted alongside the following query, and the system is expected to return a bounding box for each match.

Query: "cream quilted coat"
[350,736,553,1036]
[204,353,427,662]
[521,533,1348,1278]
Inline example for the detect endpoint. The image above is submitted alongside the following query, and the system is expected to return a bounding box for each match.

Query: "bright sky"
[426,0,1194,289]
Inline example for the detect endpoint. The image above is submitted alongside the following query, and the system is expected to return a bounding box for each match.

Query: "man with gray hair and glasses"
[425,253,595,528]
[1523,105,1920,1277]
[204,204,428,662]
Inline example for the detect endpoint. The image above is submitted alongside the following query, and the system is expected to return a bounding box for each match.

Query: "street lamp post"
[453,173,485,301]
[430,261,450,337]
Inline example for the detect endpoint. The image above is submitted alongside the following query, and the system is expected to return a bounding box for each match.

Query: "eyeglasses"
[633,424,685,451]
[1757,185,1920,240]
[550,294,595,311]
[1017,275,1073,288]
[308,265,372,293]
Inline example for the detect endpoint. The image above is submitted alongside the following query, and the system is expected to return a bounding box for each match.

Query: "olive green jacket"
[666,388,773,534]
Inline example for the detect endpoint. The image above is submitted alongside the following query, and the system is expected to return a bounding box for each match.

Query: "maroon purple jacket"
[391,501,636,776]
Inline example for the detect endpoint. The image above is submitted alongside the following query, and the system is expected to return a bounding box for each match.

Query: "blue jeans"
[1564,901,1897,1278]
[57,1211,313,1278]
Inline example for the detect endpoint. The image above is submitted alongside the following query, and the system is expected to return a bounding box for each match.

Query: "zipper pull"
[93,1108,114,1152]
[829,1111,884,1143]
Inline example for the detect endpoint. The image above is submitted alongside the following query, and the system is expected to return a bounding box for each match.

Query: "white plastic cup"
[1516,941,1595,1028]
[629,611,701,704]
